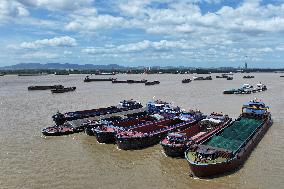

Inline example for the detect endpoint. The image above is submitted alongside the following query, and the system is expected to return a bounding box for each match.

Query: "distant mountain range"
[0,63,127,70]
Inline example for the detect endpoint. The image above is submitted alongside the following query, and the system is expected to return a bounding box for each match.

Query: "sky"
[1,0,284,68]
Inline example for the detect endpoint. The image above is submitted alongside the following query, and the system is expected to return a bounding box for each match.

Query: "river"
[0,73,283,189]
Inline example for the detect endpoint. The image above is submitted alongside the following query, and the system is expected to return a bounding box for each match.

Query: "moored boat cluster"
[28,85,76,93]
[223,83,267,94]
[42,98,272,178]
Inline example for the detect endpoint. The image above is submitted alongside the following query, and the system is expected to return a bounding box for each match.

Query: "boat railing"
[196,119,232,143]
[232,119,266,156]
[146,120,193,135]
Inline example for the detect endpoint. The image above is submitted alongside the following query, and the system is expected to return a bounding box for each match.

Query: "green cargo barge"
[185,100,272,177]
[204,117,263,153]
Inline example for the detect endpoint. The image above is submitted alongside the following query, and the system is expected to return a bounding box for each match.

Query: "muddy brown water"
[0,73,283,189]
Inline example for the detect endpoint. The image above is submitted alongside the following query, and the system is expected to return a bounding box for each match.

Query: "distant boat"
[84,76,114,82]
[95,72,116,75]
[112,79,147,84]
[18,73,48,76]
[193,76,212,80]
[145,81,160,85]
[182,79,192,83]
[51,87,76,93]
[216,74,230,79]
[243,75,254,79]
[55,72,69,75]
[28,85,64,90]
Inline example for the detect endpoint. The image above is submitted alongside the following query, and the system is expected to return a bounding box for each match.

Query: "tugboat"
[51,100,143,125]
[42,125,76,136]
[182,79,192,83]
[51,87,76,93]
[115,110,203,150]
[185,99,272,177]
[161,113,231,157]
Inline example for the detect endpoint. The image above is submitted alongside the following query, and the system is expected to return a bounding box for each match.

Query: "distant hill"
[0,63,127,70]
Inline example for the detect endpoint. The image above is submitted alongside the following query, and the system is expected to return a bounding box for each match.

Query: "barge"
[161,113,231,157]
[112,79,147,84]
[243,75,255,79]
[28,85,64,90]
[52,100,143,125]
[185,100,272,177]
[115,111,203,150]
[145,81,160,85]
[51,87,76,93]
[193,76,212,81]
[92,114,157,143]
[84,76,114,82]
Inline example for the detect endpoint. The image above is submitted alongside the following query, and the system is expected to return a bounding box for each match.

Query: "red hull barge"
[52,100,142,125]
[93,115,157,143]
[42,125,76,136]
[115,118,197,150]
[185,100,272,178]
[161,113,231,157]
[84,111,149,136]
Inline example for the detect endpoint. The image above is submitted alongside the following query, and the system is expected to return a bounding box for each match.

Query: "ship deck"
[203,117,263,152]
[187,152,227,164]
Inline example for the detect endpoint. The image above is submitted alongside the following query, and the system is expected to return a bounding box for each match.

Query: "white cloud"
[63,50,72,55]
[82,39,194,55]
[18,0,93,11]
[65,14,127,31]
[22,51,58,59]
[0,0,29,23]
[19,36,77,49]
[275,45,284,51]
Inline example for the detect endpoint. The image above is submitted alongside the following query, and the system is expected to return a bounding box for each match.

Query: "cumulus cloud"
[19,36,77,49]
[82,40,196,55]
[65,14,127,31]
[0,0,29,23]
